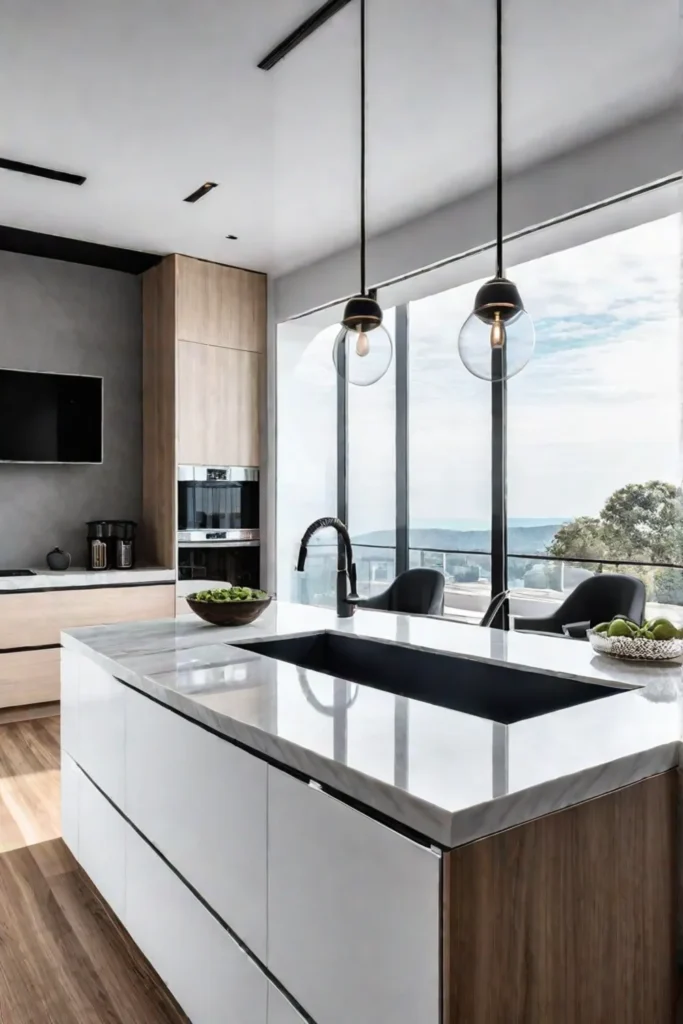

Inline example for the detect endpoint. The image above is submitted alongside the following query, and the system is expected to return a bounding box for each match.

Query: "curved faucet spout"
[296,517,359,617]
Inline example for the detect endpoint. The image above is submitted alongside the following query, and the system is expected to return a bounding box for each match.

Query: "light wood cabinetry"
[0,648,60,707]
[0,585,175,651]
[442,770,676,1023]
[176,254,266,352]
[177,340,260,466]
[142,258,177,570]
[141,253,266,567]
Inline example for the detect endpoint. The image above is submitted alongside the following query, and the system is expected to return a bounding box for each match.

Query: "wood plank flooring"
[0,716,189,1024]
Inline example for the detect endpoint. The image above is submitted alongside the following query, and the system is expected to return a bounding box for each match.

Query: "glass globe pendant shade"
[332,293,393,386]
[333,322,393,386]
[457,276,535,382]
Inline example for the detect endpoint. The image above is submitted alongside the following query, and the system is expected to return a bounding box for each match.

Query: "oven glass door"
[178,479,259,531]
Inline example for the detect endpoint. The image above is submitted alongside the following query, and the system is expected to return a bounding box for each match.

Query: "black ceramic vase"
[46,547,71,571]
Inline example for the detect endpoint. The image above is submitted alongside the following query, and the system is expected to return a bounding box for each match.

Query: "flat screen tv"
[0,368,103,464]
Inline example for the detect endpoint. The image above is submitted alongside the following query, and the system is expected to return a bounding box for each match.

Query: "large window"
[277,203,682,624]
[507,215,681,621]
[408,284,491,621]
[348,308,397,598]
[276,318,337,606]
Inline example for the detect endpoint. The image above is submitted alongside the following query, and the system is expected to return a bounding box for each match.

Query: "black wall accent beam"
[258,0,354,70]
[0,157,86,186]
[0,224,161,275]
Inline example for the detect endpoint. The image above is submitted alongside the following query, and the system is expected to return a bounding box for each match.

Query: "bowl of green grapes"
[588,615,683,662]
[186,587,271,627]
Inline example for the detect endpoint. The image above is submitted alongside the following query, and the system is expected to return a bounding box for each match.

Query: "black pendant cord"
[495,0,503,280]
[359,0,367,297]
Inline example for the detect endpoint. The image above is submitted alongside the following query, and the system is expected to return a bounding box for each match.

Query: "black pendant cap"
[474,276,524,324]
[342,294,383,333]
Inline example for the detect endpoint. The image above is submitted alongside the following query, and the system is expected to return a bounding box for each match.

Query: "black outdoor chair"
[357,568,445,617]
[513,572,646,637]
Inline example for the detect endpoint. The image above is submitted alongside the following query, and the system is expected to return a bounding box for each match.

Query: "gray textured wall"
[0,251,142,569]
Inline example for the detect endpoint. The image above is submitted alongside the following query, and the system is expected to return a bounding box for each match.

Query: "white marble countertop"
[61,600,683,848]
[0,567,175,592]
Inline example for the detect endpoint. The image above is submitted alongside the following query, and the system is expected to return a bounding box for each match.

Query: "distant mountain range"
[351,523,562,556]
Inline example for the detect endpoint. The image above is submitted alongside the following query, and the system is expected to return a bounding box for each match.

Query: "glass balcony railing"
[290,541,683,627]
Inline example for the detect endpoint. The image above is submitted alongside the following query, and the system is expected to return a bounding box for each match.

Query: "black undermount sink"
[234,631,622,725]
[0,569,37,577]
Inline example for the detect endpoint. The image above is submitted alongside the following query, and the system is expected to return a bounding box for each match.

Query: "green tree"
[547,516,608,561]
[600,481,680,563]
[548,482,682,566]
[653,566,683,605]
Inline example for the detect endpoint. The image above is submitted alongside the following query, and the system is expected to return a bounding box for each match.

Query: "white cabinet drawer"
[267,769,441,1024]
[78,766,126,919]
[60,647,80,760]
[268,986,306,1024]
[61,751,80,857]
[125,824,268,1024]
[125,685,268,959]
[77,660,125,806]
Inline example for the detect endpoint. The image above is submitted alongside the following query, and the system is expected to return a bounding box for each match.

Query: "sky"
[276,213,681,576]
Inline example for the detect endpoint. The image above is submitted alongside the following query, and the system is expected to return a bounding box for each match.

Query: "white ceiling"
[0,0,678,276]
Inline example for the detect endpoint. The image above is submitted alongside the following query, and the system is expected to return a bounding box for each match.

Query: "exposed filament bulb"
[355,331,370,358]
[490,311,506,349]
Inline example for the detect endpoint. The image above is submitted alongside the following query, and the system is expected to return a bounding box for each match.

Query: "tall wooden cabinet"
[177,341,260,466]
[141,255,266,569]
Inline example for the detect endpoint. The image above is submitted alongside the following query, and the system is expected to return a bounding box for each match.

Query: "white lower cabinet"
[77,659,125,806]
[60,648,79,761]
[77,766,126,919]
[124,685,268,959]
[125,823,268,1024]
[61,751,80,857]
[267,769,441,1024]
[267,986,306,1024]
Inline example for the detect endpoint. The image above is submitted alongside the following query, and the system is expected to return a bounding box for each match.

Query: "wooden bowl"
[186,595,272,627]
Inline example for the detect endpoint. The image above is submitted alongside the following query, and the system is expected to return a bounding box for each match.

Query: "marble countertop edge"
[1,567,175,592]
[59,629,683,850]
[445,741,681,848]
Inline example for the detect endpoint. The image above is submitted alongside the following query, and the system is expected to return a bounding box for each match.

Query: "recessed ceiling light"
[183,181,218,203]
[0,156,86,186]
[225,234,238,240]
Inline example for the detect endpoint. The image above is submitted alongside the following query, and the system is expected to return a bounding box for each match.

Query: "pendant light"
[458,0,534,382]
[333,0,393,387]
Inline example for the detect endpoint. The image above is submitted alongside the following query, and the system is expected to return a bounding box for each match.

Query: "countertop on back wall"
[0,567,175,593]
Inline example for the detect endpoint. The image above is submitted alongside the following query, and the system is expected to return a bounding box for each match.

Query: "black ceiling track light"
[183,181,218,203]
[258,0,354,70]
[457,0,534,382]
[332,0,392,387]
[0,157,86,186]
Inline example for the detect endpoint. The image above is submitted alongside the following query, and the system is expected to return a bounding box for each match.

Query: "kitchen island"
[61,601,680,1024]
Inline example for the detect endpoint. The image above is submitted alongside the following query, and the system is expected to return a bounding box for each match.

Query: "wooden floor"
[0,716,188,1024]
